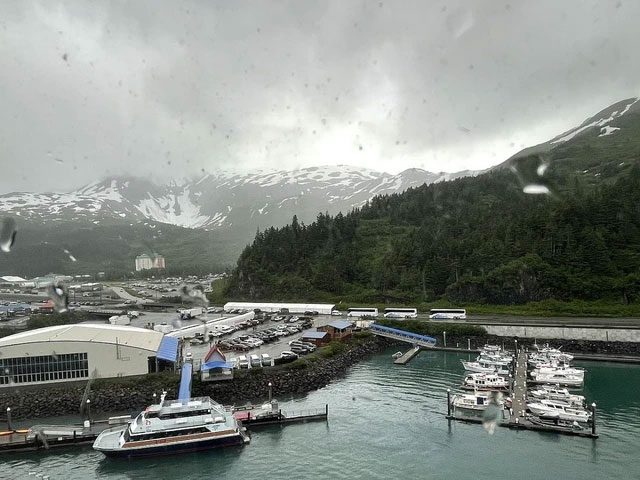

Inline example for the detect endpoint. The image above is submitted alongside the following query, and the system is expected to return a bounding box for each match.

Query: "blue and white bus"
[347,307,379,318]
[383,307,418,319]
[429,308,466,320]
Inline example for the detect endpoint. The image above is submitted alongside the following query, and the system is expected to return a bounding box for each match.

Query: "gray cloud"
[0,0,639,193]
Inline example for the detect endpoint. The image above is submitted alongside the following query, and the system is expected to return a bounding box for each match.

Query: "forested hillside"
[225,161,640,305]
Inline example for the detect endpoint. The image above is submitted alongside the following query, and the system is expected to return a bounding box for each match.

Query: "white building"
[135,253,166,271]
[223,302,336,315]
[0,324,178,388]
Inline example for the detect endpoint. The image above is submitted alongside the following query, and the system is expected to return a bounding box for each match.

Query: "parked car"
[280,351,299,360]
[237,355,249,369]
[290,345,309,355]
[260,353,273,366]
[249,354,262,368]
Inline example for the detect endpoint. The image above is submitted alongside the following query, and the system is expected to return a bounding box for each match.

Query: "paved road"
[419,314,640,328]
[110,286,151,303]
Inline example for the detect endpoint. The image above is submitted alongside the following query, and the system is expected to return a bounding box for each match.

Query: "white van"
[249,354,261,368]
[260,353,273,367]
[237,355,249,369]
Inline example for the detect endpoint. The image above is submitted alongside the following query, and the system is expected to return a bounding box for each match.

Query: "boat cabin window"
[158,408,211,420]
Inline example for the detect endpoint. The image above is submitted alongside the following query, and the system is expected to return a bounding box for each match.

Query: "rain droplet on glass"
[47,283,69,313]
[537,163,549,176]
[63,248,77,262]
[523,184,550,195]
[0,217,17,253]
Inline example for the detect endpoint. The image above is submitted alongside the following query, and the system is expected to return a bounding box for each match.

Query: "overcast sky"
[1,0,639,193]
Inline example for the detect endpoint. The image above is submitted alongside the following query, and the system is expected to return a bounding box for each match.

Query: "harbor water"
[3,350,640,480]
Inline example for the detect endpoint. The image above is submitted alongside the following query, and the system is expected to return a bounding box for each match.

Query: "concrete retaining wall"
[484,325,640,342]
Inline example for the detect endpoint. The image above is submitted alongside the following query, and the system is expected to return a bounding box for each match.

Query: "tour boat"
[527,399,591,423]
[93,392,249,458]
[462,373,509,391]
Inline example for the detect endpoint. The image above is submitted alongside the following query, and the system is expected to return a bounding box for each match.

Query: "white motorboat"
[462,373,509,391]
[478,353,513,365]
[451,392,504,412]
[531,365,584,378]
[532,344,574,363]
[392,351,403,359]
[527,399,591,422]
[93,392,249,458]
[461,359,510,375]
[530,370,584,387]
[529,386,585,407]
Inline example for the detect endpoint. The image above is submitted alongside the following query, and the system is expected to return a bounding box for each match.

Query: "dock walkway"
[510,349,528,423]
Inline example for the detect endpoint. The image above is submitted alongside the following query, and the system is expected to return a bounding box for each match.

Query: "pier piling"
[6,407,12,431]
[447,389,451,416]
[592,403,597,436]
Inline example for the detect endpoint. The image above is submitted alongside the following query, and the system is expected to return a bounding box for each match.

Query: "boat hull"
[97,432,246,458]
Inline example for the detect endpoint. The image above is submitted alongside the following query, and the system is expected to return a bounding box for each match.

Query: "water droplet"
[537,163,549,176]
[446,8,474,39]
[54,158,64,164]
[179,285,209,307]
[482,393,501,435]
[62,53,68,62]
[46,283,69,313]
[172,318,183,329]
[523,184,550,195]
[0,217,17,253]
[63,248,77,262]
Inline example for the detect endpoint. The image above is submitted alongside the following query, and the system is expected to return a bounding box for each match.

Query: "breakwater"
[0,336,391,420]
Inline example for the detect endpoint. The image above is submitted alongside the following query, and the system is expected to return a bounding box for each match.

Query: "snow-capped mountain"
[0,165,477,231]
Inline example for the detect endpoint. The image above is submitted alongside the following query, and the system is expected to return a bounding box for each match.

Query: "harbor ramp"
[178,363,193,402]
[370,324,437,348]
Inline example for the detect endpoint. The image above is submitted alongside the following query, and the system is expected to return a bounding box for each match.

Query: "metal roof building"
[223,302,336,315]
[0,324,178,388]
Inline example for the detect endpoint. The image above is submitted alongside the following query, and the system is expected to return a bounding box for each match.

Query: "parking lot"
[181,312,339,368]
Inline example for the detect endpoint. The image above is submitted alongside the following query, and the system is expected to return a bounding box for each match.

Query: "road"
[432,314,640,329]
[109,286,151,303]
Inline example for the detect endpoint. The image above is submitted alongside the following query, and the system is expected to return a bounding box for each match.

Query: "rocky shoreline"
[1,332,639,421]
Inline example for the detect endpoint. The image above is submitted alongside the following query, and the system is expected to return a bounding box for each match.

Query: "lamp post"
[268,382,273,402]
[86,399,91,423]
[443,331,447,348]
[6,407,12,431]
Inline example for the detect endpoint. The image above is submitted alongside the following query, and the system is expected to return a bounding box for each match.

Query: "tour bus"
[383,307,418,319]
[429,308,466,320]
[347,307,379,318]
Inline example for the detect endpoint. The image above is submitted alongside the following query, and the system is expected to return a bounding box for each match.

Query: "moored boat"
[529,386,585,407]
[451,392,504,412]
[93,392,249,458]
[530,370,584,387]
[462,373,509,391]
[461,359,510,375]
[526,399,591,423]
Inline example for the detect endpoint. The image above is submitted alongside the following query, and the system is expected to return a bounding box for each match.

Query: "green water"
[3,350,640,480]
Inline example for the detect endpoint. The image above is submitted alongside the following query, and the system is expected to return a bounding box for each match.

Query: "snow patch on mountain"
[135,188,210,228]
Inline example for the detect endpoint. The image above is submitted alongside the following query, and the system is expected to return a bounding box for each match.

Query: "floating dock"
[394,346,421,365]
[0,418,126,453]
[233,404,328,427]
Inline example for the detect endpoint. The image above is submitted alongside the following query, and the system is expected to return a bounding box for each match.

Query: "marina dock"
[394,346,421,365]
[446,346,599,439]
[0,420,119,452]
[510,348,528,423]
